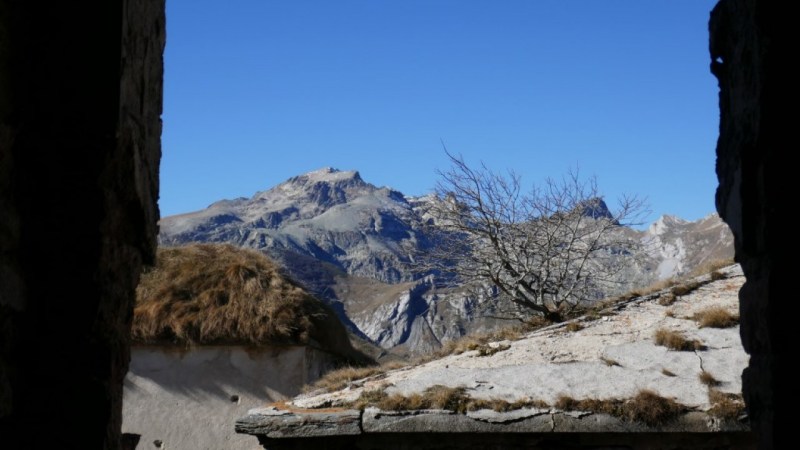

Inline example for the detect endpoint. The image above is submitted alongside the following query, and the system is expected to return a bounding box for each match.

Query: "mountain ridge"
[159,167,733,354]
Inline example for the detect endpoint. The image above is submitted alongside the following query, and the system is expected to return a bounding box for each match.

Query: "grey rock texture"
[160,168,426,283]
[292,267,747,412]
[711,1,787,447]
[236,408,362,438]
[0,1,164,448]
[237,269,751,449]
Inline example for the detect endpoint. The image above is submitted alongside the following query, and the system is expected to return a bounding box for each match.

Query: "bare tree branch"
[415,152,649,322]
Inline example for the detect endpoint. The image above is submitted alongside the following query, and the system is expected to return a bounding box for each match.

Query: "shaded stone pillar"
[0,1,164,448]
[710,1,788,448]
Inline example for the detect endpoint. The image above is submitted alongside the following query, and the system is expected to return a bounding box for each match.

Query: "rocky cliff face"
[159,168,733,354]
[641,213,734,279]
[160,168,427,283]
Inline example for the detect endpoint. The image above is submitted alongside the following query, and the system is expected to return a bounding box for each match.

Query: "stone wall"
[124,345,341,450]
[0,1,164,448]
[710,1,787,448]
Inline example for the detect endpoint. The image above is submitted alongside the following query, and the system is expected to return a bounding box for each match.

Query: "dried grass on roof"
[133,244,352,352]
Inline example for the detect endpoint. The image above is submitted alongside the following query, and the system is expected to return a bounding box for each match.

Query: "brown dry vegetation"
[687,257,735,279]
[637,278,679,297]
[709,270,726,281]
[565,322,584,332]
[133,244,363,362]
[600,356,621,367]
[658,293,677,306]
[624,390,685,426]
[476,343,511,357]
[653,328,704,351]
[349,386,549,413]
[555,390,684,426]
[707,389,746,420]
[306,366,386,393]
[692,307,739,328]
[698,370,721,387]
[348,388,687,426]
[670,280,703,297]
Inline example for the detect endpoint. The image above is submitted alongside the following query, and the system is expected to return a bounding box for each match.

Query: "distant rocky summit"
[160,168,425,283]
[159,168,733,354]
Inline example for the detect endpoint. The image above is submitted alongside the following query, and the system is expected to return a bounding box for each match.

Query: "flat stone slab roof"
[236,265,750,446]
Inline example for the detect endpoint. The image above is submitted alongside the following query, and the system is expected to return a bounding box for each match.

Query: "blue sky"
[161,0,720,222]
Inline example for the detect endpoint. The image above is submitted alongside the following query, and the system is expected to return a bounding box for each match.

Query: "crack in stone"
[695,350,706,372]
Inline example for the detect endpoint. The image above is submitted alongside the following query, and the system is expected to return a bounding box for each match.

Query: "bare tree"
[418,152,648,322]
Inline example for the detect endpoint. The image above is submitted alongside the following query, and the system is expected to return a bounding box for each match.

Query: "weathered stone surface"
[465,408,549,423]
[710,0,787,447]
[235,409,362,438]
[363,408,554,433]
[291,269,747,413]
[0,1,164,448]
[238,407,749,443]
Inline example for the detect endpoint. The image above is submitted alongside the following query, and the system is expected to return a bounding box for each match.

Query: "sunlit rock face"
[160,167,430,284]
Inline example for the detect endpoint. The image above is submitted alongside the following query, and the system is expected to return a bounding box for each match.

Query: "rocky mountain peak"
[579,197,614,220]
[648,214,690,236]
[159,168,733,354]
[290,167,364,185]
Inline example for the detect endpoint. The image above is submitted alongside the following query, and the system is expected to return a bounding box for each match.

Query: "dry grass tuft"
[374,385,472,413]
[133,244,361,360]
[468,398,549,412]
[670,280,702,297]
[359,389,685,425]
[349,387,551,413]
[555,395,623,416]
[637,278,679,297]
[698,370,721,387]
[476,343,511,357]
[350,389,388,410]
[600,356,621,367]
[558,392,687,426]
[565,322,584,332]
[583,310,602,321]
[688,258,735,278]
[436,336,482,357]
[624,390,684,426]
[307,366,385,393]
[661,368,677,377]
[707,389,746,420]
[425,385,472,412]
[709,271,726,281]
[692,307,739,328]
[654,328,704,351]
[658,293,677,306]
[664,309,676,318]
